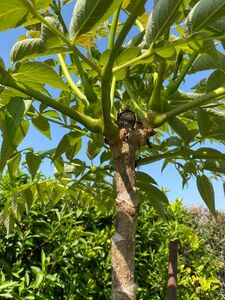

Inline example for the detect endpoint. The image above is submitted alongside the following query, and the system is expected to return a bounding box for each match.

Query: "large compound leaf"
[13,61,69,91]
[69,0,123,42]
[0,0,29,31]
[196,174,216,215]
[145,0,190,45]
[186,0,225,33]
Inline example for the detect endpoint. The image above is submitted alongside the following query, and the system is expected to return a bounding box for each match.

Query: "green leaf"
[48,185,65,208]
[197,108,211,138]
[10,38,44,62]
[14,61,69,91]
[196,174,216,215]
[116,47,140,65]
[5,98,25,147]
[190,53,224,74]
[22,187,34,213]
[7,153,21,179]
[26,152,42,180]
[0,0,29,32]
[41,16,64,48]
[86,134,104,160]
[201,160,225,175]
[32,116,51,139]
[145,0,189,45]
[168,117,192,144]
[136,171,158,185]
[69,0,123,42]
[35,0,52,9]
[186,0,225,33]
[137,181,169,204]
[206,70,225,92]
[10,38,69,63]
[54,132,82,160]
[41,110,61,119]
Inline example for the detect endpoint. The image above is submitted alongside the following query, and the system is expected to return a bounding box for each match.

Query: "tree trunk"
[109,125,147,300]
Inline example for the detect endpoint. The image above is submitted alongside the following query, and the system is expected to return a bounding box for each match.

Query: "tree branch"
[0,67,102,133]
[159,86,225,125]
[101,0,147,136]
[136,149,225,166]
[166,52,198,94]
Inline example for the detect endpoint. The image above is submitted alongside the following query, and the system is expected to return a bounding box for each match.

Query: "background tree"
[1,0,225,299]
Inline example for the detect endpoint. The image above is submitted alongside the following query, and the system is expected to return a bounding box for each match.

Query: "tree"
[1,0,225,299]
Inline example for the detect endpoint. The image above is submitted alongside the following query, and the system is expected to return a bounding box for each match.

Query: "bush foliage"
[0,175,224,299]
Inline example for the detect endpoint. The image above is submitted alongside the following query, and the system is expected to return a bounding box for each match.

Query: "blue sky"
[0,1,225,211]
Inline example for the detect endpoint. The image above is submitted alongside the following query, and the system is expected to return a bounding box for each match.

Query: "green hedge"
[0,177,224,299]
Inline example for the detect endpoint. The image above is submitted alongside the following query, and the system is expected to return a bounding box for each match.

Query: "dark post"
[167,240,178,300]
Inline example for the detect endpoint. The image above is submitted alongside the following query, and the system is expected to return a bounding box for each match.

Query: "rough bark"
[109,125,148,300]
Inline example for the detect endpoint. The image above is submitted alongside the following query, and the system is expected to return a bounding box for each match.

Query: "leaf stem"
[101,0,147,136]
[0,67,102,133]
[57,54,88,105]
[148,62,166,111]
[166,52,198,94]
[108,4,122,49]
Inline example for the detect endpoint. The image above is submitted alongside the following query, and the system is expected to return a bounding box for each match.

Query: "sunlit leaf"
[26,152,42,180]
[196,174,216,215]
[69,0,123,42]
[186,0,225,33]
[14,61,69,91]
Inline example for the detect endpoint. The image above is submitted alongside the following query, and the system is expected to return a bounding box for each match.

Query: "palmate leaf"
[145,0,190,45]
[69,0,123,42]
[196,174,216,216]
[186,0,225,34]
